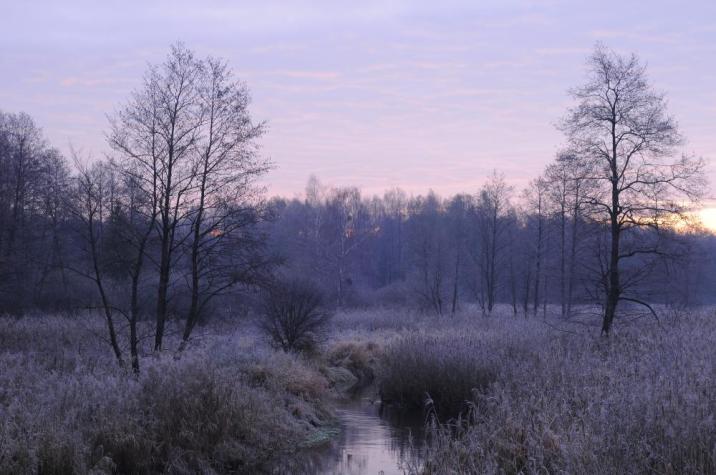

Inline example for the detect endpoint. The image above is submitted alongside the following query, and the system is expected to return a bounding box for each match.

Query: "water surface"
[274,392,425,474]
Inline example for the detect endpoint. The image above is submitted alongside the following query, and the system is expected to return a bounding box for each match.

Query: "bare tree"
[180,56,269,348]
[523,178,548,317]
[109,44,272,354]
[110,44,207,350]
[0,111,79,314]
[560,44,705,335]
[503,208,520,315]
[324,187,372,307]
[544,160,569,318]
[446,194,472,315]
[34,149,72,308]
[72,157,124,367]
[543,150,596,318]
[474,171,513,313]
[105,160,158,373]
[380,188,408,285]
[407,192,448,316]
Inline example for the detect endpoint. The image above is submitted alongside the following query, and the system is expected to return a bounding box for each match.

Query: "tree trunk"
[602,126,621,336]
[155,231,170,351]
[559,203,566,318]
[487,207,497,313]
[182,185,205,347]
[509,240,518,315]
[602,213,621,335]
[451,250,459,315]
[523,259,531,317]
[566,200,579,318]
[89,217,124,367]
[129,225,152,373]
[533,198,543,316]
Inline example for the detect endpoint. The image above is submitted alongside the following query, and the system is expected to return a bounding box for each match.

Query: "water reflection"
[271,392,425,475]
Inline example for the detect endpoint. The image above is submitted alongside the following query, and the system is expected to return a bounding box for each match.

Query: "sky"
[1,0,715,202]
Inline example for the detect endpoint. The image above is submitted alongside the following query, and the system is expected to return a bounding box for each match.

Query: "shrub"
[258,279,332,353]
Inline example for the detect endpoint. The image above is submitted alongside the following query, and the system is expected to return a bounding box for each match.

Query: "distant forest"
[0,44,712,340]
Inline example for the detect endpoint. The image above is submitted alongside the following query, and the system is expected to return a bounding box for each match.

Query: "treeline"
[267,173,715,316]
[0,110,73,313]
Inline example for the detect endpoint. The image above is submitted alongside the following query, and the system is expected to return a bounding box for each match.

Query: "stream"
[271,390,426,474]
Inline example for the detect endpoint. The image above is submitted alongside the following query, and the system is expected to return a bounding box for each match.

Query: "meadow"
[1,306,715,474]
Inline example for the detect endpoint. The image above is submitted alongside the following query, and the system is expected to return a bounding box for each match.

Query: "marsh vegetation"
[2,307,715,474]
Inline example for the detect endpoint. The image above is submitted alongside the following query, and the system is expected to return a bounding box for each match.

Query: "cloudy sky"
[1,0,715,199]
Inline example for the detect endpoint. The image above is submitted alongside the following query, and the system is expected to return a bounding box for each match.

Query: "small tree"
[258,279,332,353]
[71,156,124,367]
[473,171,513,313]
[522,178,548,317]
[324,187,372,307]
[407,192,448,316]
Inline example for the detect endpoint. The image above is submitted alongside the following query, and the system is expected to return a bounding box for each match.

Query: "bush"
[258,279,332,353]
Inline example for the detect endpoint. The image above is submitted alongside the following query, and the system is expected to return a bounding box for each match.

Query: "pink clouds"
[0,1,714,199]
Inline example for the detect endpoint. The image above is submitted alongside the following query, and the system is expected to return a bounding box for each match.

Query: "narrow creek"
[272,390,426,474]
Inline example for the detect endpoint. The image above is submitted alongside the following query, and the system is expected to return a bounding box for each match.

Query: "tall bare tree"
[0,111,75,313]
[560,44,705,335]
[110,44,205,350]
[34,149,72,307]
[181,56,269,347]
[110,44,271,352]
[0,112,46,312]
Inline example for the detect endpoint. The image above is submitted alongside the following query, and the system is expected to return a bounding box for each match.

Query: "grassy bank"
[3,307,716,474]
[0,316,336,474]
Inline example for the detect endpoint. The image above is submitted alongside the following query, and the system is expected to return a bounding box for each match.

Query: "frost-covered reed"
[374,310,716,474]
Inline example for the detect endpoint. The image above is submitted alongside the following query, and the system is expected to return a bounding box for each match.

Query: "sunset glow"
[698,206,716,233]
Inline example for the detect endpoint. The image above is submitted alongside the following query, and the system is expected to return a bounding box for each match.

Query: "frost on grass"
[376,311,716,475]
[0,316,332,474]
[3,308,716,474]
